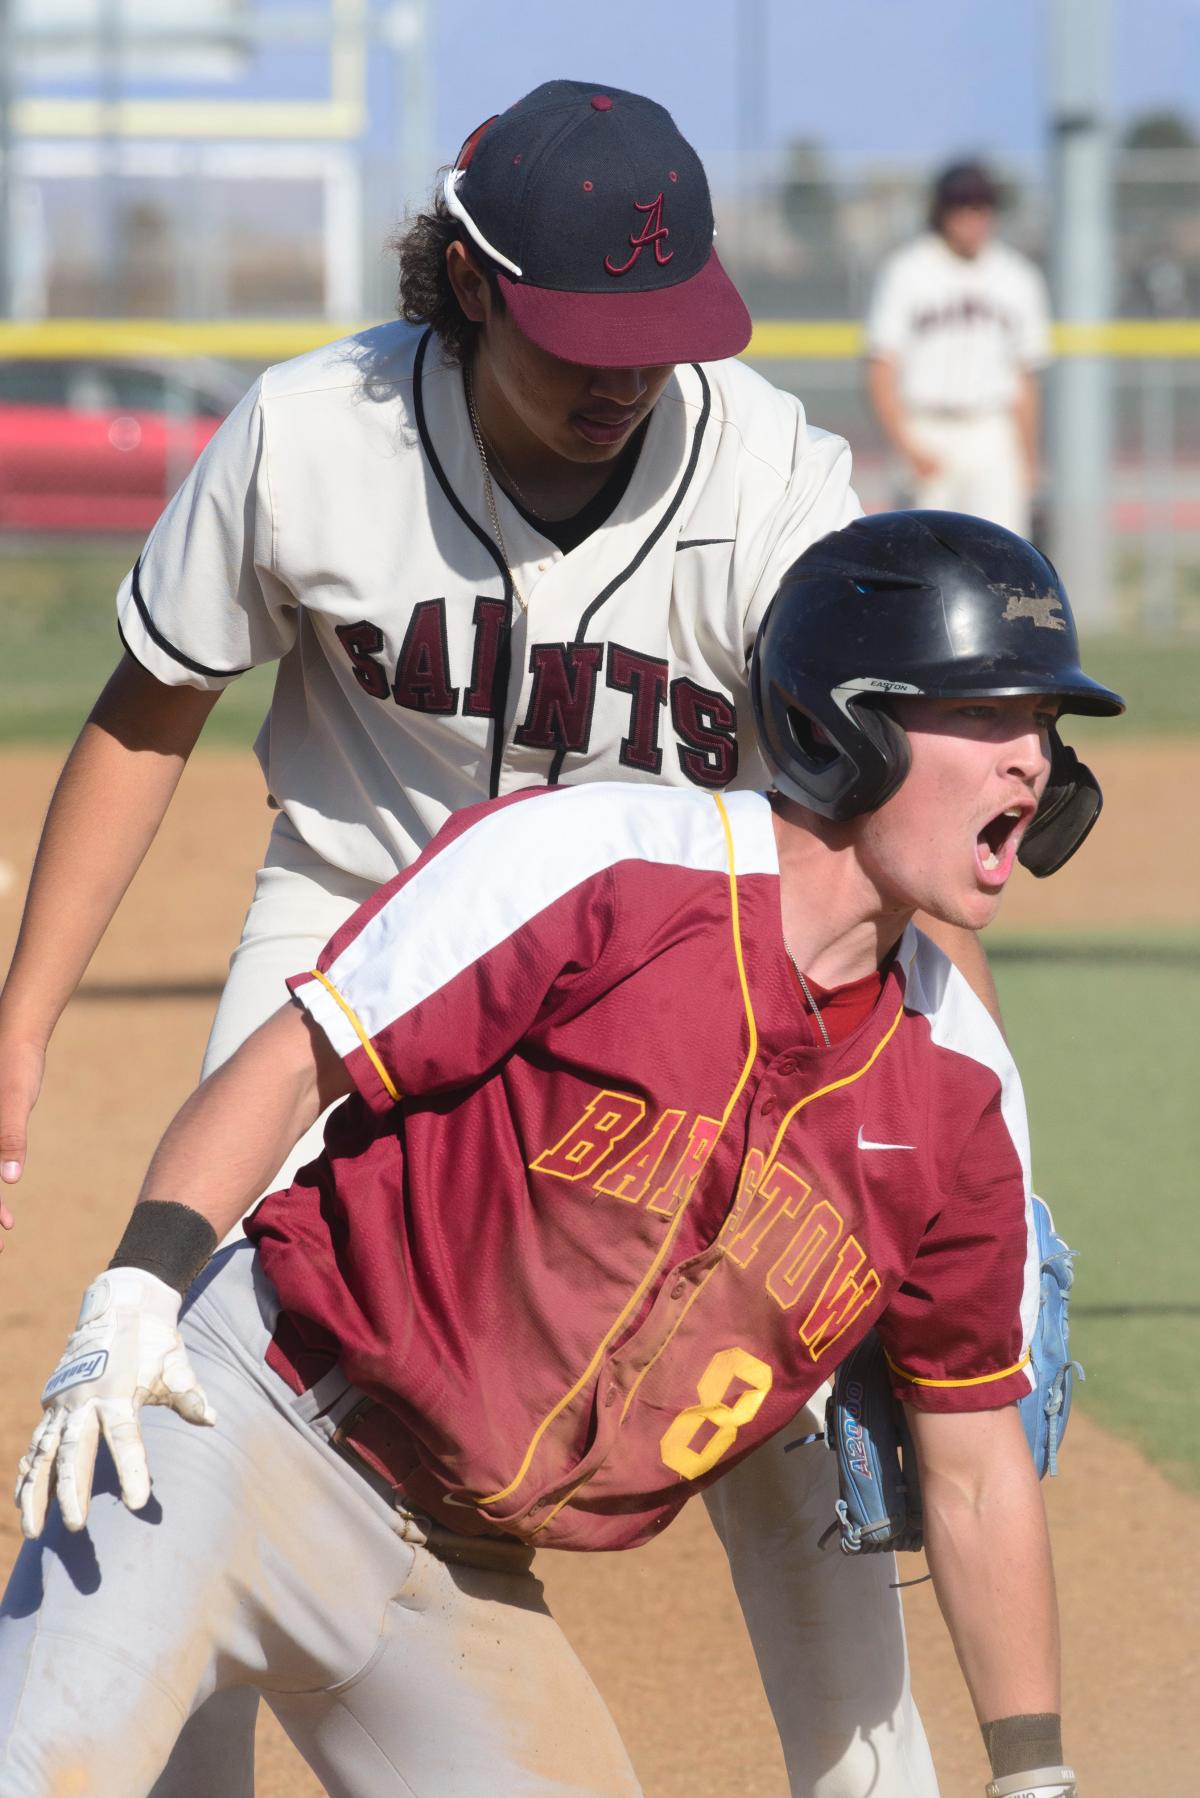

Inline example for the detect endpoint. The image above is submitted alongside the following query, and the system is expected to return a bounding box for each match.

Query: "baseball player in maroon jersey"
[0,79,1035,1798]
[1,514,1119,1797]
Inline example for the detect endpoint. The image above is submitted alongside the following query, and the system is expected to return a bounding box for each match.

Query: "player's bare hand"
[0,1028,46,1192]
[907,445,942,480]
[15,1267,216,1539]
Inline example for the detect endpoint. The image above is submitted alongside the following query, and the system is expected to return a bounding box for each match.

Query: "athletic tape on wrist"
[981,1714,1064,1780]
[109,1201,218,1296]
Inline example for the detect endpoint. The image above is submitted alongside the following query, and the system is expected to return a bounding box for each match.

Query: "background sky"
[30,1,1200,180]
[421,0,1200,176]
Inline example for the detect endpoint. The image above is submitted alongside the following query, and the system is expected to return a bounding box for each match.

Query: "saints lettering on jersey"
[335,606,739,789]
[115,327,858,883]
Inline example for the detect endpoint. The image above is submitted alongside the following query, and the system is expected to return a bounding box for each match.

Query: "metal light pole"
[735,0,768,267]
[0,0,15,318]
[1047,0,1115,628]
[96,0,126,317]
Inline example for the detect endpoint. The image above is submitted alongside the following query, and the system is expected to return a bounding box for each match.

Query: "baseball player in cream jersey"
[866,161,1052,538]
[2,85,1003,1797]
[1,513,1119,1798]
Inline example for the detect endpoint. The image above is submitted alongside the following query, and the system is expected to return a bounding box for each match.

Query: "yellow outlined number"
[659,1347,774,1481]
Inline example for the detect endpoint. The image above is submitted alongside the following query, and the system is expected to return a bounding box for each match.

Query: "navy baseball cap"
[933,161,998,212]
[443,80,752,368]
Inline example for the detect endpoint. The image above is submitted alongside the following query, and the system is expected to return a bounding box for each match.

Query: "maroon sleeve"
[875,1089,1037,1413]
[286,789,621,1113]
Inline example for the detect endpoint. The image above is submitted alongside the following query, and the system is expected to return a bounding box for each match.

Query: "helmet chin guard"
[750,511,1124,824]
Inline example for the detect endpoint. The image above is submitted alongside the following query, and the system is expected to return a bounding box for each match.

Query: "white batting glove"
[985,1770,1077,1797]
[15,1267,216,1540]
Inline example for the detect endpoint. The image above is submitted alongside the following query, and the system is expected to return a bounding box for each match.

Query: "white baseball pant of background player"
[904,410,1031,538]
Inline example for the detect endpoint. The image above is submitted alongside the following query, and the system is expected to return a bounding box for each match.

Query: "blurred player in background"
[866,160,1053,538]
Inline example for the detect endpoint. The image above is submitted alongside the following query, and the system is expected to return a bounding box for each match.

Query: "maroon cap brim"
[497,248,752,368]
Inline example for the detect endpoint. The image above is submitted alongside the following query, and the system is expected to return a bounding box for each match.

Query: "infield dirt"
[0,740,1196,1795]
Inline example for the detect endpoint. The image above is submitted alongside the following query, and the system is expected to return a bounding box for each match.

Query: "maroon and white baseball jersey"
[249,782,1040,1552]
[115,322,858,887]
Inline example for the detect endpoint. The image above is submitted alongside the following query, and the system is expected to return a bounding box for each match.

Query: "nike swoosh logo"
[857,1125,916,1152]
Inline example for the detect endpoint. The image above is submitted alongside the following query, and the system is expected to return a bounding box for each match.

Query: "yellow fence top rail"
[1,318,1200,362]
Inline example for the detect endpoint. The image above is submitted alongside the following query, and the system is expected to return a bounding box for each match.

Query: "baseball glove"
[823,1329,924,1555]
[1017,1193,1083,1477]
[824,1194,1080,1555]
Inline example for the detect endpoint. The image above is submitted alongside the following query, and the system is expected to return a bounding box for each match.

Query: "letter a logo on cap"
[605,193,674,276]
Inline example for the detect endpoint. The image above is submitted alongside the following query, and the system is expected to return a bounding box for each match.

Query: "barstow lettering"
[532,1095,880,1360]
[334,604,738,784]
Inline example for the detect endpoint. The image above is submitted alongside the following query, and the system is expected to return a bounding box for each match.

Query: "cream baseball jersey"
[249,782,1041,1553]
[116,323,858,886]
[866,233,1052,411]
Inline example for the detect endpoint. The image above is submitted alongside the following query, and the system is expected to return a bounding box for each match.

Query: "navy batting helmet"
[750,511,1124,831]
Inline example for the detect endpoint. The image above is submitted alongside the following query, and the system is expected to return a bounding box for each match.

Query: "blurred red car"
[0,357,247,533]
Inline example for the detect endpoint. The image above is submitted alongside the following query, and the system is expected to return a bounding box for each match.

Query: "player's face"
[856,695,1054,931]
[449,243,674,468]
[939,203,994,259]
[482,304,674,465]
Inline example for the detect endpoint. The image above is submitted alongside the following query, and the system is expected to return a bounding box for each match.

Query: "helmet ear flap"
[764,691,913,822]
[854,703,911,814]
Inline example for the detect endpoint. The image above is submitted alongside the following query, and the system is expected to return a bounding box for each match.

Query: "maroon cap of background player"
[443,80,752,368]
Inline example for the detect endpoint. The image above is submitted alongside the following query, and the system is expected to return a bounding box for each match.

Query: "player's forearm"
[866,358,918,460]
[1014,373,1039,479]
[130,1002,351,1244]
[918,1420,1061,1725]
[0,655,220,1047]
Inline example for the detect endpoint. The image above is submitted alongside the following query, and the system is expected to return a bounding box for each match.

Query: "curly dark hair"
[391,174,506,366]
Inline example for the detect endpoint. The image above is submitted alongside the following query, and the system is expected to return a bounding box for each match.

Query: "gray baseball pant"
[0,1244,640,1797]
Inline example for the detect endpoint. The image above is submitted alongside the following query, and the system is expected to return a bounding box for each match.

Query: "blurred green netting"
[991,935,1200,1492]
[0,542,275,745]
[2,541,1200,746]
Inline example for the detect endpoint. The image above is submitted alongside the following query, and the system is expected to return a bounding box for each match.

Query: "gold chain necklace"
[463,365,528,612]
[785,945,833,1050]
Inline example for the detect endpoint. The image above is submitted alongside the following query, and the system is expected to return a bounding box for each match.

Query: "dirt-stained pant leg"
[139,818,373,1788]
[149,1692,258,1798]
[266,1552,640,1798]
[703,1389,940,1798]
[0,1247,639,1798]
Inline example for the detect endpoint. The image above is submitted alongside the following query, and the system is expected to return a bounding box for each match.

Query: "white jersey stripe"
[900,927,1041,1387]
[319,785,760,1058]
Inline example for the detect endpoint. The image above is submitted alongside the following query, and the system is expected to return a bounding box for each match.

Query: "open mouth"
[975,806,1030,883]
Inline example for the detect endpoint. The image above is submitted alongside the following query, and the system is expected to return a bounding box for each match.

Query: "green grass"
[2,541,1200,746]
[990,932,1200,1490]
[1065,635,1200,739]
[0,542,275,746]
